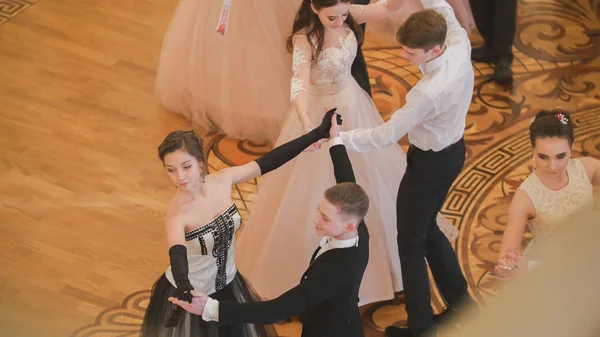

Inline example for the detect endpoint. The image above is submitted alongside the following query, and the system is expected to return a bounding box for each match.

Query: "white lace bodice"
[288,0,397,114]
[309,29,358,85]
[519,159,594,241]
[290,26,358,101]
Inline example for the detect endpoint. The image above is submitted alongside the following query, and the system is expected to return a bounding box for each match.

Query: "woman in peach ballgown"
[155,0,300,144]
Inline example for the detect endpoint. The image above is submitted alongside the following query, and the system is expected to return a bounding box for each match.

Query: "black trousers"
[396,139,468,336]
[469,0,517,62]
[351,0,372,96]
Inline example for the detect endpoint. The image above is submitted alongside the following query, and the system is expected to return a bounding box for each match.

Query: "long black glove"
[169,244,194,303]
[255,108,342,175]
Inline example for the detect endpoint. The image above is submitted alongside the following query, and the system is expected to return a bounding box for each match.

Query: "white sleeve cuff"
[328,136,343,148]
[339,131,350,146]
[339,130,373,153]
[201,297,219,322]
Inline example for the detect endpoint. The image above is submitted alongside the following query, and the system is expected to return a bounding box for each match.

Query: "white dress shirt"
[340,0,474,152]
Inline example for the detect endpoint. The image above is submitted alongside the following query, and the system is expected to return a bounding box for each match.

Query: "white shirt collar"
[320,234,359,249]
[419,46,449,75]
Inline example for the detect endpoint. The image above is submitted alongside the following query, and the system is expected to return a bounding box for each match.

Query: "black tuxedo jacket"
[219,143,370,337]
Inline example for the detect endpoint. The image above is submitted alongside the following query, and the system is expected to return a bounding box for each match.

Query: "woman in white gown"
[236,0,459,305]
[495,109,600,280]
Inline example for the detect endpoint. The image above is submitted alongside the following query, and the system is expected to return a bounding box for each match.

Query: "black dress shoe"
[384,326,413,337]
[471,46,495,63]
[494,60,514,84]
[434,296,480,326]
[433,307,457,325]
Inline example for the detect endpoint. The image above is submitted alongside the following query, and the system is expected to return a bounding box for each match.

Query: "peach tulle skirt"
[155,0,300,143]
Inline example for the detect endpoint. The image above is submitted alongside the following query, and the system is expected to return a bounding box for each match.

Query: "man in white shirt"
[339,1,475,336]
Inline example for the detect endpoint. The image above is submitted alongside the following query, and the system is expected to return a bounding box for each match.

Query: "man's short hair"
[324,182,369,220]
[396,9,447,50]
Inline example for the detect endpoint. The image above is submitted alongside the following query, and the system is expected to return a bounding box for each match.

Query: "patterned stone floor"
[0,0,38,25]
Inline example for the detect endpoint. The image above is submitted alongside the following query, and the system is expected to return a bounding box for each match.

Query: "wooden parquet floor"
[0,0,598,336]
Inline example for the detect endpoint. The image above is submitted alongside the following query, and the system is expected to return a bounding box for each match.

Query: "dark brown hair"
[286,0,363,63]
[158,130,205,164]
[324,182,369,220]
[396,9,447,50]
[529,108,575,148]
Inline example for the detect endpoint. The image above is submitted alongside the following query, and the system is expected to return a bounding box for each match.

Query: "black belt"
[409,138,463,154]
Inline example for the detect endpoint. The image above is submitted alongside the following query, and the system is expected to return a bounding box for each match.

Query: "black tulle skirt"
[141,272,278,337]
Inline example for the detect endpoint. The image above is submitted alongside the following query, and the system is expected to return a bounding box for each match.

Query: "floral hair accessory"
[556,113,569,125]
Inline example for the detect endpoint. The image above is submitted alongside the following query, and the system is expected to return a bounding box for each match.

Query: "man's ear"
[344,221,357,232]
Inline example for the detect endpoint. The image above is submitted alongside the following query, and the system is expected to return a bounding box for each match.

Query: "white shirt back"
[341,0,474,152]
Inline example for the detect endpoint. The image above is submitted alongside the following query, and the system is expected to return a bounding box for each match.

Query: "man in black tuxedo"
[170,114,370,337]
[469,0,517,84]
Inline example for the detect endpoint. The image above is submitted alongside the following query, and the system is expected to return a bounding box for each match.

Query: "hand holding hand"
[303,139,327,152]
[494,251,528,281]
[313,108,341,139]
[168,290,209,316]
[174,283,194,303]
[328,110,342,139]
[304,107,342,152]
